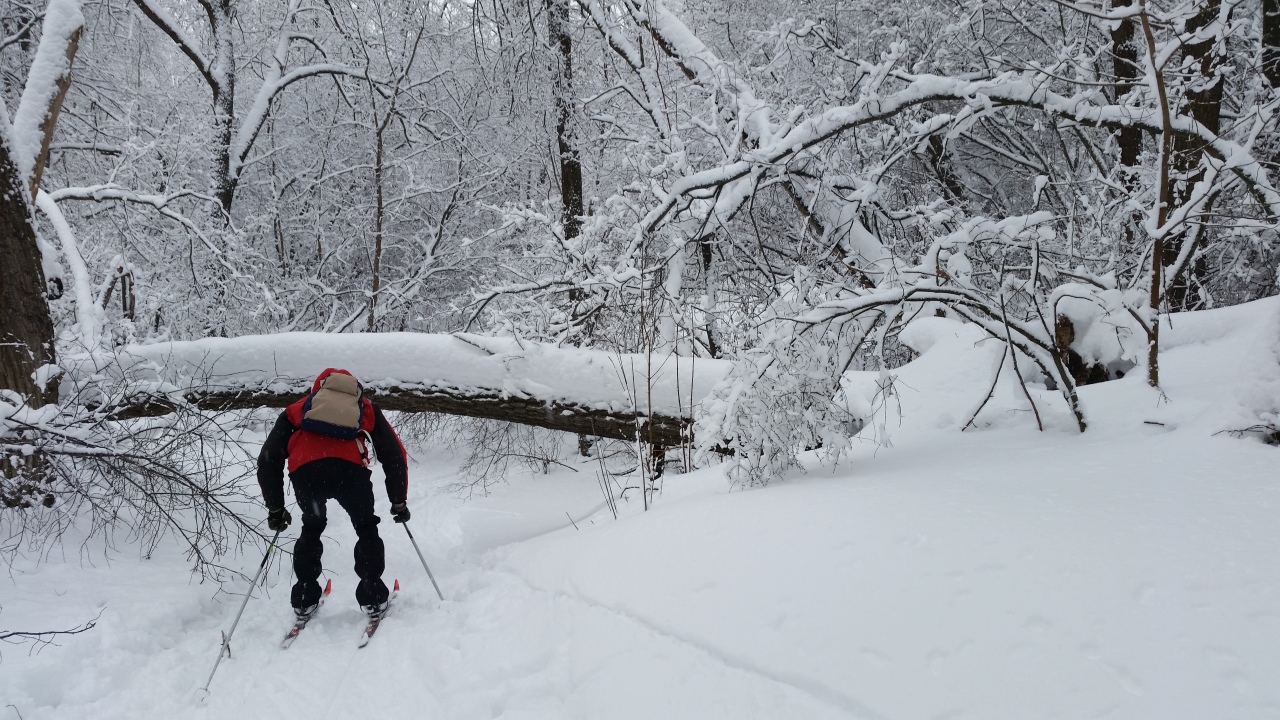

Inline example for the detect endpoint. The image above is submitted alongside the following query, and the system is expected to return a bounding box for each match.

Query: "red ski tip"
[393,579,400,592]
[322,579,333,595]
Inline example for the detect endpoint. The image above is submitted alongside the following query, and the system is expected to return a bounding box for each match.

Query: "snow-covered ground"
[3,300,1279,719]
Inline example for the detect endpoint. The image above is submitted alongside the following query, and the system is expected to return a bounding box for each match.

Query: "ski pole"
[201,529,281,694]
[403,524,445,601]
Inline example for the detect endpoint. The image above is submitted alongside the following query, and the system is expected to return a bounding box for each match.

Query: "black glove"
[390,503,410,523]
[267,507,292,532]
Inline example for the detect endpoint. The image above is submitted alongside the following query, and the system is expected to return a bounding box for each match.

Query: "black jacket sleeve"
[257,412,295,510]
[371,406,409,506]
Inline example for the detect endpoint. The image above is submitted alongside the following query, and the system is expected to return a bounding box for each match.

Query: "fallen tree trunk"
[112,384,692,446]
[68,331,732,447]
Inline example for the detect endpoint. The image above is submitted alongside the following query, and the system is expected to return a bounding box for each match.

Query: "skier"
[257,368,411,619]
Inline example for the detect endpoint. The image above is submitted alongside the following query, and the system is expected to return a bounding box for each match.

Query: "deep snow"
[3,300,1279,719]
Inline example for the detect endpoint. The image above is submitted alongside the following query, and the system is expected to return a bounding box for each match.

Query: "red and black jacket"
[257,369,409,510]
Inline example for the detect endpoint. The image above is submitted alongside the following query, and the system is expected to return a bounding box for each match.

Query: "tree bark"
[1140,2,1171,388]
[368,118,386,332]
[547,0,582,240]
[210,0,236,216]
[108,384,693,447]
[1165,0,1225,310]
[1110,0,1143,169]
[698,233,720,358]
[0,135,58,404]
[27,26,81,201]
[1265,0,1280,87]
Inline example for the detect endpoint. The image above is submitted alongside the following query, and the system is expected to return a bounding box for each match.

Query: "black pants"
[289,459,389,608]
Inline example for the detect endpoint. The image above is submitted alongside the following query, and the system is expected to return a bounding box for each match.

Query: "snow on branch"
[229,62,367,181]
[10,0,83,198]
[634,64,1280,234]
[128,0,215,88]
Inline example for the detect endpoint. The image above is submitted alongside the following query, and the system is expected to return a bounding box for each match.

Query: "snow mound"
[844,315,1056,441]
[844,296,1280,442]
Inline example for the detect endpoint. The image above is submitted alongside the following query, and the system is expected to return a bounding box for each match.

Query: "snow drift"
[4,299,1278,720]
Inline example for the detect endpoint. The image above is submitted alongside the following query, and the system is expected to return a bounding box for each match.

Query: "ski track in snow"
[496,569,886,720]
[4,299,1280,719]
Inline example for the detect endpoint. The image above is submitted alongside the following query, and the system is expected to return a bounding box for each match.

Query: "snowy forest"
[3,0,1279,717]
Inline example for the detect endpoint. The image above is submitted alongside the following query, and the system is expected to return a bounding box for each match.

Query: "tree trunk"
[0,135,58,404]
[1110,0,1143,169]
[368,121,386,332]
[698,234,720,358]
[27,26,81,201]
[1264,0,1280,87]
[210,0,236,216]
[1139,2,1172,388]
[108,384,694,448]
[547,0,582,240]
[926,134,966,202]
[549,0,598,459]
[1165,0,1225,310]
[129,0,236,214]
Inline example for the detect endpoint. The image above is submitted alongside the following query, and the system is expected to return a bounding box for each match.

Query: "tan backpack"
[299,372,370,440]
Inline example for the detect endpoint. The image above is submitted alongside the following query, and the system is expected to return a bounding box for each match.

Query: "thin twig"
[962,341,1008,431]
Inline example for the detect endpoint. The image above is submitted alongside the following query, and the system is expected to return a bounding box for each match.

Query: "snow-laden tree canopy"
[3,0,1280,536]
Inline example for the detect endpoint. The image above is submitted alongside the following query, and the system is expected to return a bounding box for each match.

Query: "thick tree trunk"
[1165,0,1225,310]
[1264,0,1280,87]
[109,384,693,447]
[1109,0,1147,330]
[0,135,57,404]
[210,0,236,216]
[547,0,582,240]
[1110,0,1143,169]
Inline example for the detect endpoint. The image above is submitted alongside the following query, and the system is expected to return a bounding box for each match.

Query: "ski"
[357,579,398,648]
[281,578,332,649]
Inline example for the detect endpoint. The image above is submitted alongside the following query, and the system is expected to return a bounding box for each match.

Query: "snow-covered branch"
[10,0,83,198]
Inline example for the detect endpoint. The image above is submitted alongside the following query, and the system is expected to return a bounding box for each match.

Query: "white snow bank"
[501,426,1280,720]
[844,295,1280,440]
[68,332,732,417]
[4,298,1280,720]
[1126,295,1280,435]
[845,314,1054,440]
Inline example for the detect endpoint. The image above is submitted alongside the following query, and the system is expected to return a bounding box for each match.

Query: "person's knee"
[297,496,328,524]
[299,516,328,537]
[352,515,381,538]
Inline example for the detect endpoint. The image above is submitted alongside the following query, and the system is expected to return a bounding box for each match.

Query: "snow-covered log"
[69,333,732,446]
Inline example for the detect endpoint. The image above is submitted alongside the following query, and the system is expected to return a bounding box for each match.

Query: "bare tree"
[128,0,366,215]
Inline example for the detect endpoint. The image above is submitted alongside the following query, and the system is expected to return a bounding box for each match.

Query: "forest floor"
[3,300,1279,719]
